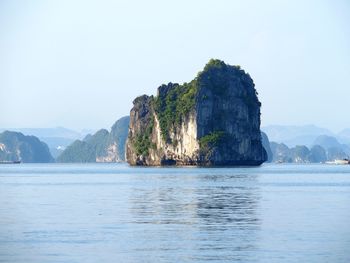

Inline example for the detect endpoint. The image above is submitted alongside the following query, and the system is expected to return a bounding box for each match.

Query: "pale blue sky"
[1,0,349,131]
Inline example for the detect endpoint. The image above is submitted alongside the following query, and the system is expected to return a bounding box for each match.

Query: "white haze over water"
[1,0,349,131]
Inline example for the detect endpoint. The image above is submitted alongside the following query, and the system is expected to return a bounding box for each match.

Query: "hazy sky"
[1,0,349,132]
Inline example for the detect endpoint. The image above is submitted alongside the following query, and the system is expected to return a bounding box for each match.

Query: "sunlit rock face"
[126,59,267,166]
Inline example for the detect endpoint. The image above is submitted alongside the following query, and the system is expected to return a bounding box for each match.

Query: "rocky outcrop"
[261,132,273,162]
[269,142,331,163]
[0,131,54,163]
[126,59,267,166]
[57,116,130,163]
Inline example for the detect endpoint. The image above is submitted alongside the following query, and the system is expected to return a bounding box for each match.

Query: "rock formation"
[261,132,273,162]
[126,59,267,166]
[57,116,130,162]
[0,131,54,163]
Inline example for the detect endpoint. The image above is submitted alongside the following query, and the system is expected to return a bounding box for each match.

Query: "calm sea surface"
[0,163,349,263]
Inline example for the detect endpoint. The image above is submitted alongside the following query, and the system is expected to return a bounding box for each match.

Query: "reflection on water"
[129,173,260,261]
[1,164,350,263]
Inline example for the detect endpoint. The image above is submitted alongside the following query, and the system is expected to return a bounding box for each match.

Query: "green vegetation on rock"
[199,131,227,149]
[56,130,109,163]
[87,129,110,156]
[133,117,155,156]
[57,116,130,162]
[154,81,197,141]
[57,140,95,162]
[153,59,252,142]
[199,59,241,95]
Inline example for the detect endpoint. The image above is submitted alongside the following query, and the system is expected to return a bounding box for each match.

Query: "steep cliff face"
[261,132,273,162]
[126,59,267,166]
[57,116,130,163]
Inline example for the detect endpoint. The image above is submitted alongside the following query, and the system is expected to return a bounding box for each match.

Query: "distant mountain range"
[0,127,89,139]
[338,128,350,144]
[269,142,349,163]
[0,127,95,158]
[262,125,350,147]
[262,125,350,163]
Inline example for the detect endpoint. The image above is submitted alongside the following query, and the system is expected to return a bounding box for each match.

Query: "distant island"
[268,137,350,163]
[262,125,350,163]
[126,59,267,166]
[57,116,129,163]
[0,131,53,163]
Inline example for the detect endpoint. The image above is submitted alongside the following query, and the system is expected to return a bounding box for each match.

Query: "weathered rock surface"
[57,116,130,162]
[126,59,267,166]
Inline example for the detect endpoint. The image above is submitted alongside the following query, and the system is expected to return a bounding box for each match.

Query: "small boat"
[334,159,350,165]
[0,160,21,164]
[326,159,350,165]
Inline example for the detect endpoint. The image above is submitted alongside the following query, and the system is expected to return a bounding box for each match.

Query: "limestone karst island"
[126,59,267,166]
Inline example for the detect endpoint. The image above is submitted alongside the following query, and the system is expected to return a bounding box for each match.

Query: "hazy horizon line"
[1,123,349,135]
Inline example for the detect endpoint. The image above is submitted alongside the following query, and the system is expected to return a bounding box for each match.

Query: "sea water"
[0,163,349,262]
